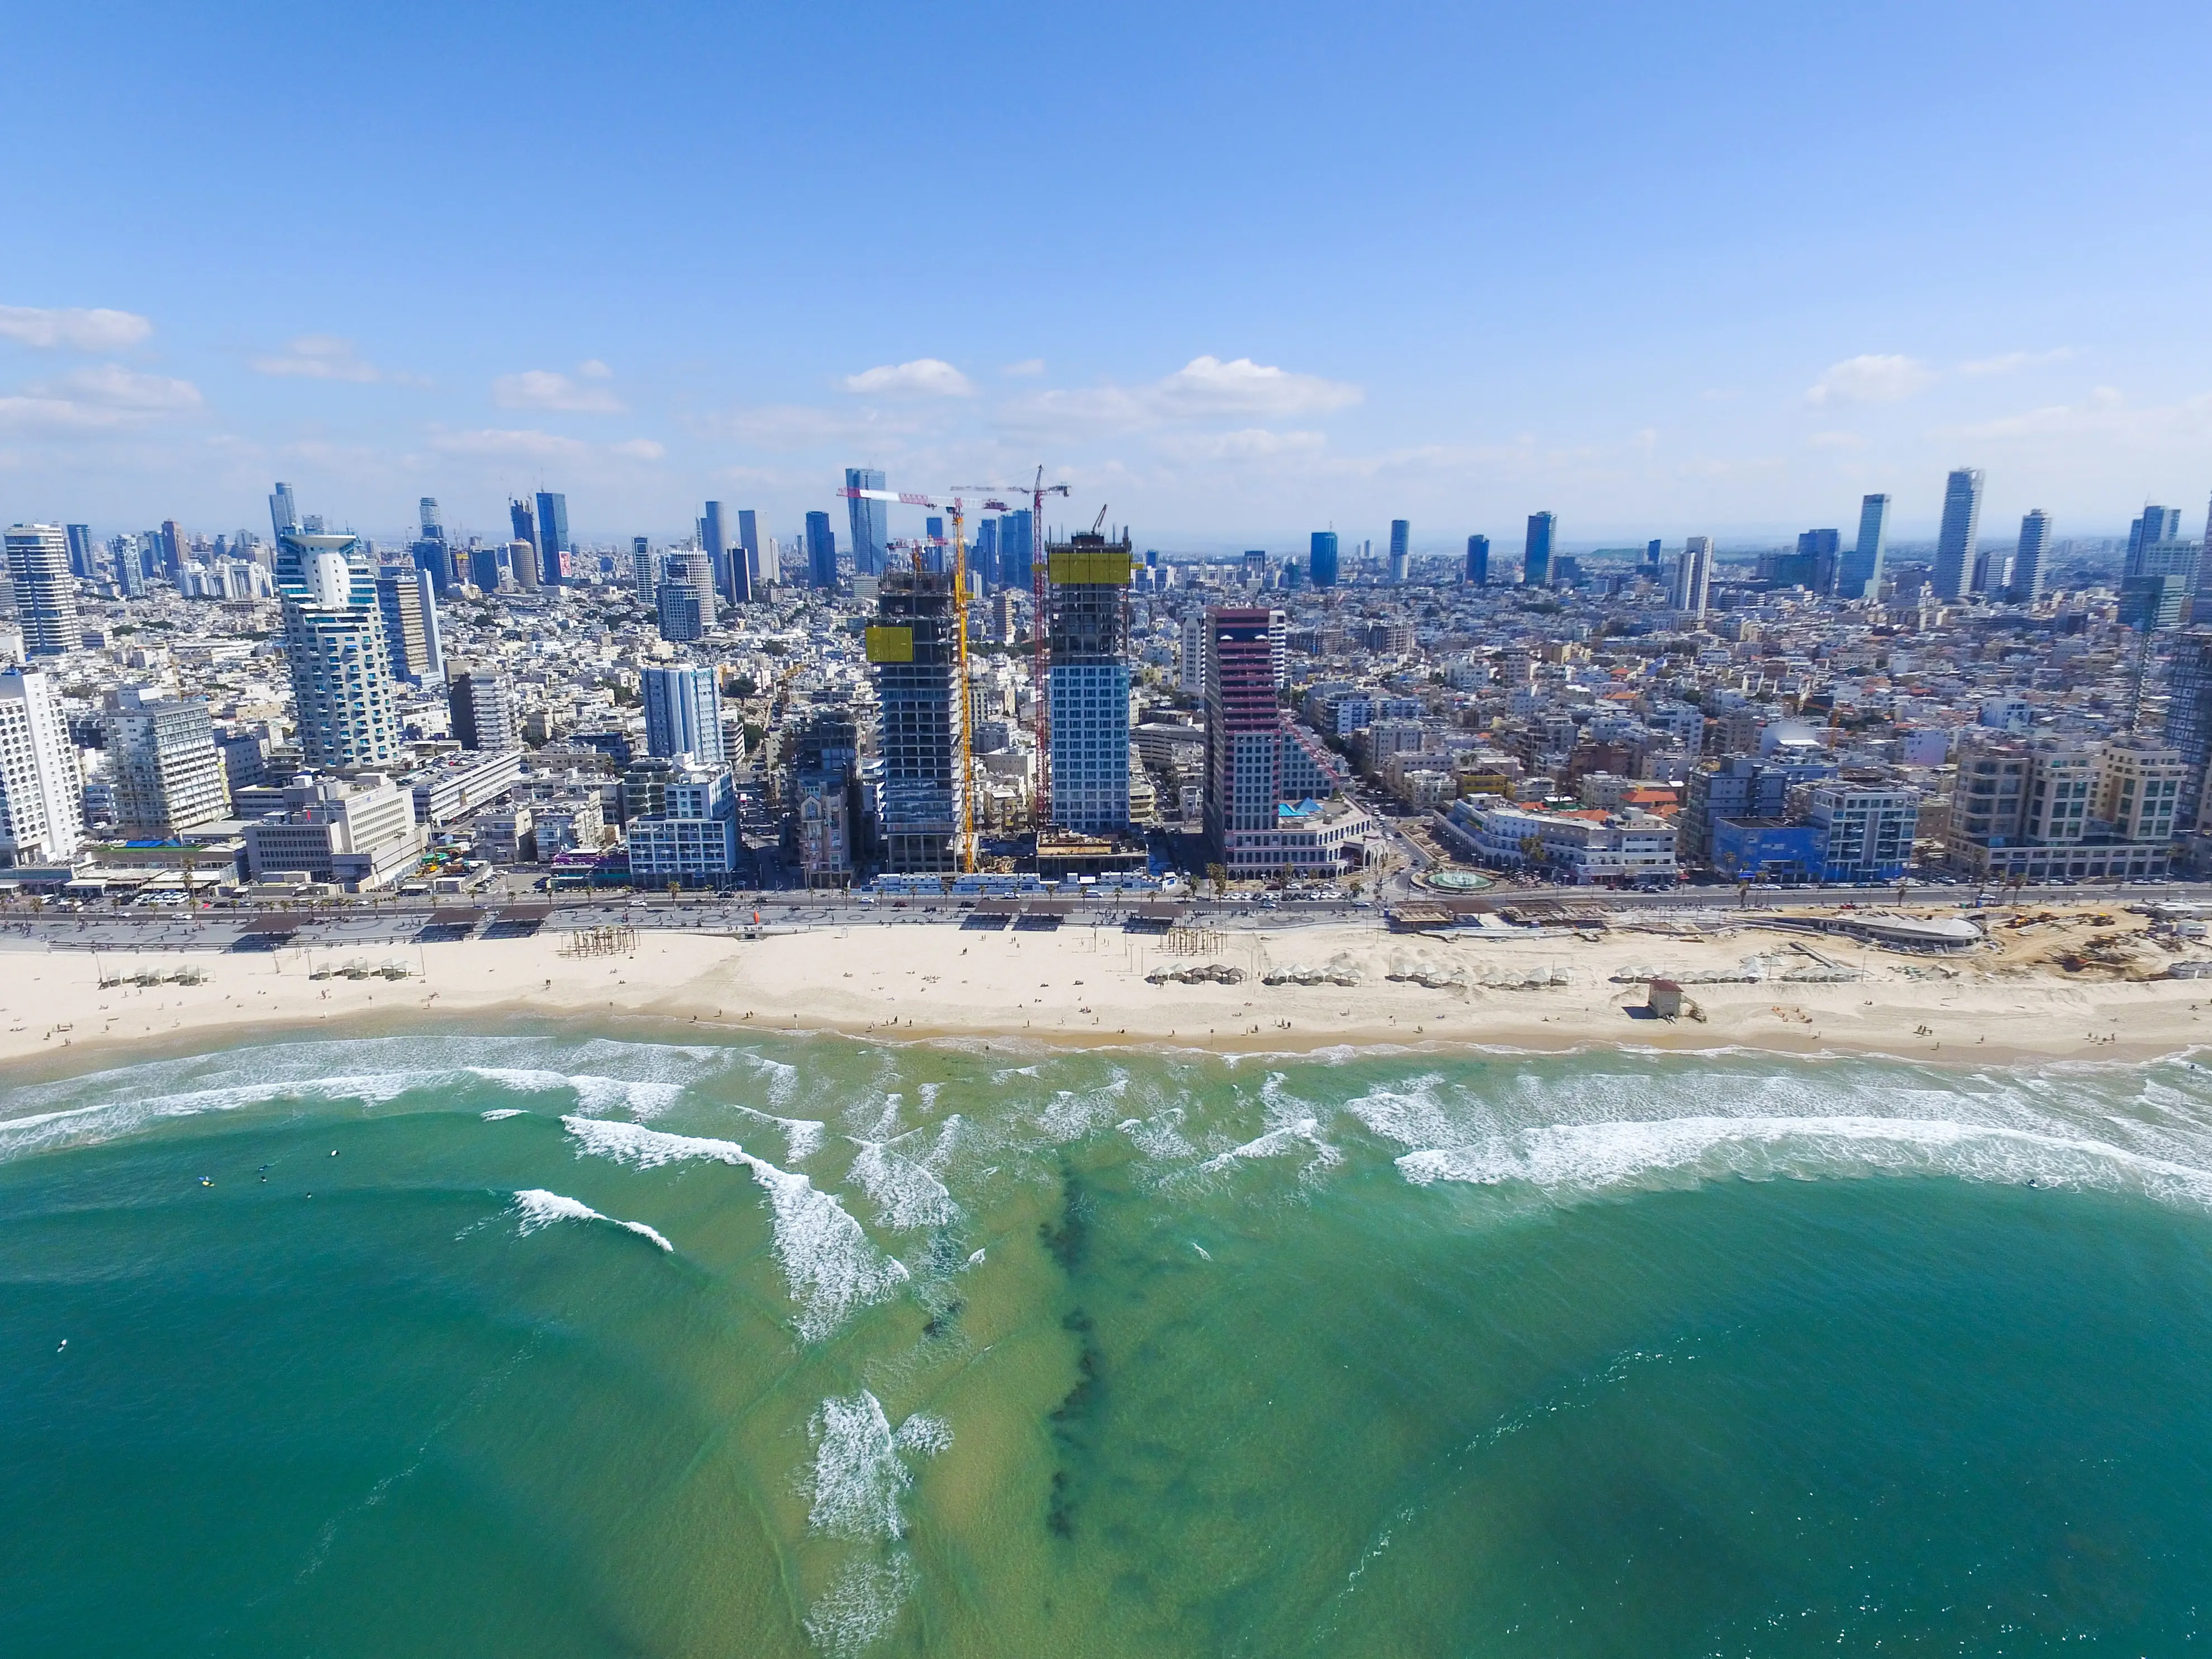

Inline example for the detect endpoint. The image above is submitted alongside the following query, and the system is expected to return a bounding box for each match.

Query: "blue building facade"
[534,491,569,585]
[1524,512,1557,585]
[844,468,887,577]
[805,511,838,590]
[641,664,724,765]
[1309,531,1339,588]
[1467,535,1490,584]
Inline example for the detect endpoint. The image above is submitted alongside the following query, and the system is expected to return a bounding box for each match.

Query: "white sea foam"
[0,1071,436,1162]
[729,1103,827,1163]
[802,1553,916,1659]
[846,1140,958,1231]
[806,1391,911,1539]
[1396,1112,2212,1209]
[510,1188,674,1251]
[562,1115,906,1339]
[480,1108,527,1121]
[1119,1108,1196,1162]
[1200,1116,1340,1173]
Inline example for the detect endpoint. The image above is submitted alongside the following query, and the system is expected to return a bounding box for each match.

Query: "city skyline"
[6,4,2212,540]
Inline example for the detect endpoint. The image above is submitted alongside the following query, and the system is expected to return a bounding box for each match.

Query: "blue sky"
[5,0,2211,551]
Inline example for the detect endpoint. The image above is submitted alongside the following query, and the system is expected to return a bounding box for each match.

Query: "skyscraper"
[534,491,569,585]
[64,524,96,581]
[974,518,1000,589]
[102,687,231,837]
[0,667,84,866]
[274,527,401,769]
[2163,630,2212,828]
[845,468,888,578]
[507,500,541,591]
[4,525,82,655]
[736,509,761,598]
[1524,512,1557,585]
[655,552,716,641]
[642,664,725,766]
[1673,536,1712,617]
[268,482,299,541]
[805,511,839,590]
[1794,527,1841,594]
[1466,534,1490,585]
[869,567,965,872]
[448,671,520,752]
[1388,520,1411,583]
[375,566,444,684]
[411,497,452,597]
[1046,530,1133,834]
[1309,531,1339,588]
[1202,607,1349,875]
[701,501,730,602]
[1001,510,1034,587]
[1838,493,1891,600]
[2130,506,2185,561]
[1931,468,1984,601]
[159,520,187,579]
[2010,510,2052,606]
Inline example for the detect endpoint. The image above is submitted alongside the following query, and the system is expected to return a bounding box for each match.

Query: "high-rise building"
[1001,510,1034,588]
[274,528,402,769]
[1931,468,1984,601]
[845,469,888,578]
[700,501,730,602]
[2130,506,2186,562]
[534,491,570,585]
[158,520,187,580]
[506,500,541,591]
[268,483,299,541]
[1309,531,1339,588]
[1837,493,1891,600]
[1795,527,1841,594]
[1467,534,1490,584]
[974,518,1000,590]
[806,511,839,590]
[1524,512,1557,585]
[466,543,505,593]
[410,497,451,596]
[4,525,82,655]
[736,509,761,598]
[642,664,725,766]
[1202,607,1352,876]
[375,565,444,684]
[1388,520,1411,583]
[868,568,965,872]
[448,671,520,752]
[1672,536,1712,616]
[1045,530,1133,835]
[2162,629,2212,828]
[64,524,96,582]
[655,552,716,641]
[0,667,84,866]
[2010,510,2053,605]
[102,687,231,838]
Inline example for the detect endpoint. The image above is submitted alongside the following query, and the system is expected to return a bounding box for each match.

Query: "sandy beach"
[0,903,2203,1072]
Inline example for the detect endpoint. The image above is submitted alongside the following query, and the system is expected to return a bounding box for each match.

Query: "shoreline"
[0,907,2205,1083]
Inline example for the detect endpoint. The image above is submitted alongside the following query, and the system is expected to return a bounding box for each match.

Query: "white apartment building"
[241,774,424,890]
[0,668,85,866]
[1441,798,1678,887]
[102,688,232,838]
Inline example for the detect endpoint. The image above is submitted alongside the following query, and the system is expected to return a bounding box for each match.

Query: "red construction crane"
[953,468,1071,828]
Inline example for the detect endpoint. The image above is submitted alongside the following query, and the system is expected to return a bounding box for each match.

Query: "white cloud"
[1937,385,2212,451]
[1156,427,1328,463]
[696,403,924,450]
[1001,356,1362,442]
[0,364,204,433]
[0,304,154,351]
[1959,348,2073,377]
[1001,358,1046,377]
[843,358,976,398]
[1803,354,1936,407]
[430,427,663,463]
[1152,356,1362,418]
[249,334,403,384]
[577,358,613,379]
[492,368,627,413]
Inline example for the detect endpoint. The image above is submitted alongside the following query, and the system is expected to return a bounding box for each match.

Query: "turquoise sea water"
[8,1028,2212,1656]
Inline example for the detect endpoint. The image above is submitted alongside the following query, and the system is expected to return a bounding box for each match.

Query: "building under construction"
[868,568,966,873]
[1046,529,1133,835]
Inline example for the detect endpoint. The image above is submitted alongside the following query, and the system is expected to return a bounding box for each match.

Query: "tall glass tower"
[1466,534,1490,584]
[1838,493,1891,600]
[844,468,888,578]
[2010,510,2052,606]
[1388,519,1410,583]
[1524,512,1557,584]
[1931,468,1984,600]
[805,512,839,590]
[1309,531,1339,588]
[534,491,570,585]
